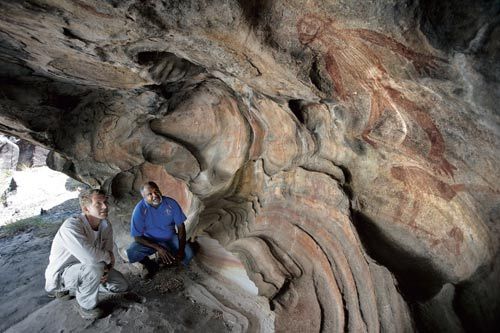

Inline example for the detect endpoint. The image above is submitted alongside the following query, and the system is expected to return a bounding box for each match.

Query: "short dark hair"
[79,188,106,209]
[140,181,160,194]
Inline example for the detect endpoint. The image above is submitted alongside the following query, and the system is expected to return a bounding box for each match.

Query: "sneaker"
[123,291,147,304]
[47,290,73,301]
[75,304,104,320]
[143,264,159,280]
[190,240,201,254]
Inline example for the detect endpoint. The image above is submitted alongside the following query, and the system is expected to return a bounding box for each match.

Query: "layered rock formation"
[0,135,19,170]
[0,0,498,331]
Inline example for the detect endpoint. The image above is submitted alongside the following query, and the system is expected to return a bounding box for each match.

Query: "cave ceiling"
[0,0,499,332]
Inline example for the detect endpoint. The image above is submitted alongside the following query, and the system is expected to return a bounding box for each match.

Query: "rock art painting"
[297,14,455,177]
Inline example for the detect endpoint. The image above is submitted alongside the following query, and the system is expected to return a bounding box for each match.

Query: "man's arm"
[176,223,187,262]
[170,198,188,262]
[102,222,115,269]
[350,28,447,75]
[134,236,176,264]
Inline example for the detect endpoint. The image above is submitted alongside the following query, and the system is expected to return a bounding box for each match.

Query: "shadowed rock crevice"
[287,99,306,124]
[351,210,448,301]
[135,51,206,85]
[419,0,499,53]
[308,56,335,96]
[419,0,500,83]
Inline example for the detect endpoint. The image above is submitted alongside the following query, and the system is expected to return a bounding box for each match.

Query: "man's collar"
[143,198,162,208]
[80,213,92,229]
[80,213,105,230]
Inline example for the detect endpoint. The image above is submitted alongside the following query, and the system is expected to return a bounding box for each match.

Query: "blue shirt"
[130,196,186,241]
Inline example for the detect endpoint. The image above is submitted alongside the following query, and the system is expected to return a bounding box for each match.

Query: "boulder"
[0,135,19,170]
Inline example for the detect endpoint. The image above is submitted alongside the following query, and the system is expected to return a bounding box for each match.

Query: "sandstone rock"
[0,0,498,331]
[16,139,49,169]
[0,135,19,170]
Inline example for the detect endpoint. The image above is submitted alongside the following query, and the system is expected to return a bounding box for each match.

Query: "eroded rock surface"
[0,134,19,170]
[0,0,499,331]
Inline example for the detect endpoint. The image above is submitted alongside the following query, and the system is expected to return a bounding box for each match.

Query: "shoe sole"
[47,291,73,301]
[57,294,73,301]
[123,291,147,304]
[74,303,103,320]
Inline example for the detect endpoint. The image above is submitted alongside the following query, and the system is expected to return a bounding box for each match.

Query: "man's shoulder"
[58,215,84,234]
[132,199,150,218]
[162,197,184,216]
[61,215,82,228]
[134,198,145,207]
[162,196,179,205]
[133,199,147,211]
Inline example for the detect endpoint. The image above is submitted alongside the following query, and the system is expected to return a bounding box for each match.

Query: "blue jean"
[126,237,193,266]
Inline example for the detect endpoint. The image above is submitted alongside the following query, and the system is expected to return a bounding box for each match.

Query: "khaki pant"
[61,262,128,310]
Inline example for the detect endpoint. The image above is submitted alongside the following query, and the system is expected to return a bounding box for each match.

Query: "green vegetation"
[0,216,61,238]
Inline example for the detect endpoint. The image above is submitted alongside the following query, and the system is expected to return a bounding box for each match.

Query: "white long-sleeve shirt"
[44,213,113,292]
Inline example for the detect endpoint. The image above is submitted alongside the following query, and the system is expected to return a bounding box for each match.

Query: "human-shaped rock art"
[389,163,497,256]
[297,14,455,177]
[390,165,465,255]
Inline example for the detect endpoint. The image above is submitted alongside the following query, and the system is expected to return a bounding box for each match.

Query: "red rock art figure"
[297,14,455,177]
[390,166,466,254]
[391,166,464,202]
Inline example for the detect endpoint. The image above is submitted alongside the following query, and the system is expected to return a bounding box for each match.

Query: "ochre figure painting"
[390,165,465,255]
[297,14,455,177]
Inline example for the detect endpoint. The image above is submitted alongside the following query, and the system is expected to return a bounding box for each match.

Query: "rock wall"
[0,133,48,169]
[0,135,19,170]
[0,0,499,331]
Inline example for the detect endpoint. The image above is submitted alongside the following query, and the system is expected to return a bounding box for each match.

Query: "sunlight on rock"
[197,235,259,296]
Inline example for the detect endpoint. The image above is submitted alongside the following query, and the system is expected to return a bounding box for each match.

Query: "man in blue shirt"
[126,181,194,278]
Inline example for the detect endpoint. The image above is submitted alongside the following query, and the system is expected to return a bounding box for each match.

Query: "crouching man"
[45,189,128,320]
[126,181,194,278]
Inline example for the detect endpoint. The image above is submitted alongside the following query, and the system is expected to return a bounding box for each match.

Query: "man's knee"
[114,278,129,292]
[126,247,136,263]
[127,242,150,263]
[127,241,158,263]
[104,269,129,293]
[82,263,106,280]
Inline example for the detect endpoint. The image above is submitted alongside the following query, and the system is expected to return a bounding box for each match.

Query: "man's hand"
[156,246,176,265]
[135,236,178,265]
[101,266,110,284]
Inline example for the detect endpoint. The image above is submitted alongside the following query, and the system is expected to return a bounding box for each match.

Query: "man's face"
[142,185,162,207]
[83,193,109,221]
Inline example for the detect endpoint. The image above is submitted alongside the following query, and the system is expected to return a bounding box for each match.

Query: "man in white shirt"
[45,188,128,319]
